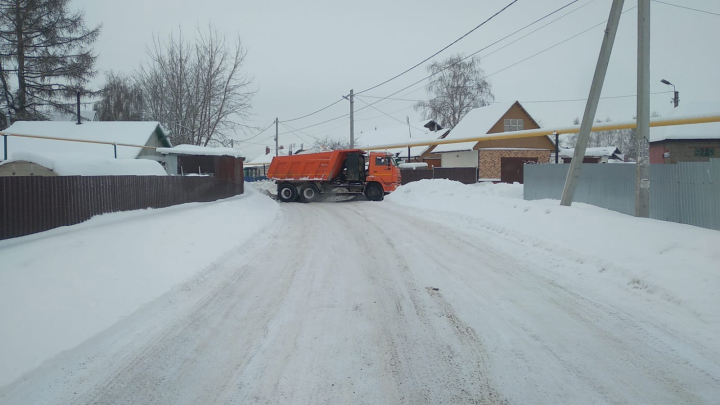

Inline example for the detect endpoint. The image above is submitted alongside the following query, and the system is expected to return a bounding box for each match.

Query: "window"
[694,148,715,157]
[375,156,389,166]
[504,118,524,132]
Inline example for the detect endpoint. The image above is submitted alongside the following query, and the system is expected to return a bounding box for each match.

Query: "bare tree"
[137,26,254,146]
[94,72,145,121]
[414,55,494,128]
[562,112,660,161]
[312,135,351,150]
[0,0,101,120]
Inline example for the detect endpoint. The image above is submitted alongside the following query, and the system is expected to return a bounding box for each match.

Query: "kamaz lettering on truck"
[266,149,402,202]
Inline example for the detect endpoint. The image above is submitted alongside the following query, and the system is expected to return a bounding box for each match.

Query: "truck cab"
[366,152,401,195]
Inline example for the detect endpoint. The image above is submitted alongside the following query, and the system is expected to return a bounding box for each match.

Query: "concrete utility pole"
[560,0,625,206]
[349,89,355,149]
[636,0,651,217]
[406,116,413,163]
[275,118,279,157]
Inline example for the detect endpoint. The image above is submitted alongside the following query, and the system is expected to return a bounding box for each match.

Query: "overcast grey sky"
[74,0,720,159]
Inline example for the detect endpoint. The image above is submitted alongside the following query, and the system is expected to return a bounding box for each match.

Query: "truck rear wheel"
[278,183,298,203]
[301,184,320,202]
[364,183,384,201]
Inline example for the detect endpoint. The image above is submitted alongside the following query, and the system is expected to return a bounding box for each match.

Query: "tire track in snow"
[361,201,719,404]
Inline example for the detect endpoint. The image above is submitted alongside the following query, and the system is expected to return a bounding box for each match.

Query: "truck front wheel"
[364,183,384,201]
[278,183,298,202]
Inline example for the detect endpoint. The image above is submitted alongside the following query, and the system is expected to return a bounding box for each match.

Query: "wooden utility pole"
[275,118,279,157]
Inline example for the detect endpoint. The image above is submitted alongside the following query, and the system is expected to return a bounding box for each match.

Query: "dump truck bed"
[267,149,363,181]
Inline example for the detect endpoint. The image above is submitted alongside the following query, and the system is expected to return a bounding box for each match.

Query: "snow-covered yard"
[1,179,718,404]
[0,186,279,387]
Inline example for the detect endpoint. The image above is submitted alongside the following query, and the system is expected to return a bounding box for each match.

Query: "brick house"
[424,101,554,183]
[650,102,719,164]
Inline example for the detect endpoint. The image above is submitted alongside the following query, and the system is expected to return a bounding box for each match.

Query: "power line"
[276,0,601,137]
[352,0,598,110]
[280,98,345,123]
[480,0,598,60]
[651,0,720,17]
[518,91,672,104]
[274,0,517,123]
[279,121,322,143]
[353,96,427,132]
[355,95,424,103]
[485,5,638,79]
[355,0,521,95]
[236,120,276,143]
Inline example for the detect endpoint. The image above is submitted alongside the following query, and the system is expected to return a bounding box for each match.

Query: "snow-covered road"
[2,197,719,404]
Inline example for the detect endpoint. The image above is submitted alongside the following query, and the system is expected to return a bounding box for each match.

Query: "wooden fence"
[400,167,479,185]
[0,176,244,240]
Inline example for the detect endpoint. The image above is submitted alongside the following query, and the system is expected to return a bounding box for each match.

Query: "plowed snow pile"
[386,179,720,326]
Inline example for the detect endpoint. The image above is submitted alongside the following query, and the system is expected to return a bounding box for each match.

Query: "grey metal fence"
[524,160,720,231]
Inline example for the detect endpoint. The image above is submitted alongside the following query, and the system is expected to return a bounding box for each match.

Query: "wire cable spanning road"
[2,201,719,404]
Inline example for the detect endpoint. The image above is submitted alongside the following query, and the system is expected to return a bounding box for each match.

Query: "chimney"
[76,92,82,125]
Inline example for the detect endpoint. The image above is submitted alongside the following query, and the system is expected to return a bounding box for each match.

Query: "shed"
[649,102,720,164]
[157,144,245,176]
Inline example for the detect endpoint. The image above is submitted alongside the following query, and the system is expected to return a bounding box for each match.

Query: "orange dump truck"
[266,149,401,202]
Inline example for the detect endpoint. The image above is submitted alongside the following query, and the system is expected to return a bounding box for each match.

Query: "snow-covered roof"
[650,101,720,143]
[357,121,448,157]
[559,147,624,159]
[157,144,245,158]
[247,150,287,165]
[0,151,167,176]
[398,162,429,169]
[432,102,517,153]
[1,121,171,159]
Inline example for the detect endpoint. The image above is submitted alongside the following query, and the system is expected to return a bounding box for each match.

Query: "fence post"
[3,134,6,160]
[113,143,117,159]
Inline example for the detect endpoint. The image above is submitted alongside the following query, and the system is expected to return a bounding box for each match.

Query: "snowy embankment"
[386,179,720,326]
[0,186,280,387]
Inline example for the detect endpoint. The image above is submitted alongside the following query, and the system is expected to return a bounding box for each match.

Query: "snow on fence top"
[650,101,720,142]
[1,121,171,159]
[559,147,623,159]
[0,151,167,176]
[156,144,245,158]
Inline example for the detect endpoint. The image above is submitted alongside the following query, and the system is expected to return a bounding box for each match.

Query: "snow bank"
[386,179,720,324]
[0,186,280,386]
[0,151,167,176]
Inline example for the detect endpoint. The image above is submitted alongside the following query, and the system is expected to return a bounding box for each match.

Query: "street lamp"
[660,79,679,108]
